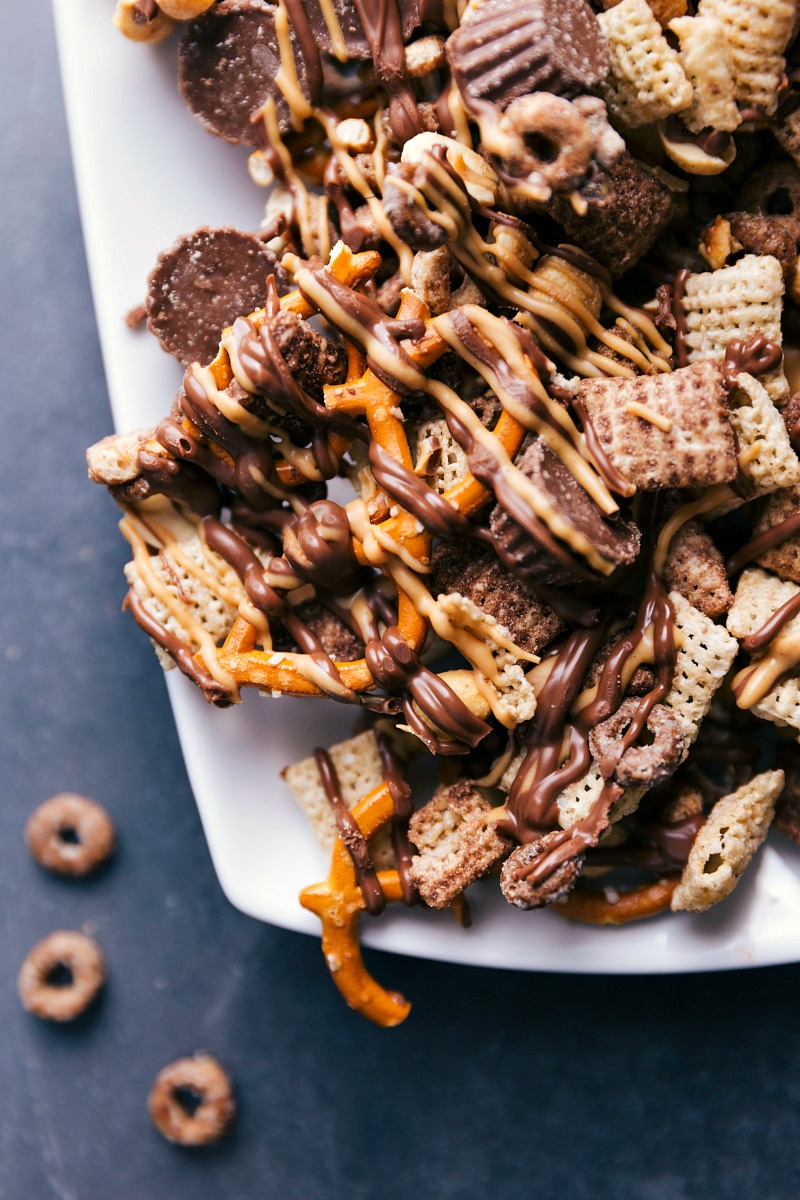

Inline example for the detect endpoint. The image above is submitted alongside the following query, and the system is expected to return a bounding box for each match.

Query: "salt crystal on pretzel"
[698,0,796,116]
[577,362,737,491]
[668,15,740,134]
[680,255,789,405]
[727,567,800,734]
[598,0,692,128]
[557,592,740,828]
[282,730,395,869]
[408,779,512,909]
[671,769,783,912]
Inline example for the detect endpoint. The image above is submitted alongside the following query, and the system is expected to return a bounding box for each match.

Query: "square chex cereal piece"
[598,0,692,128]
[729,373,800,496]
[408,779,512,908]
[671,770,783,913]
[557,592,739,828]
[727,567,800,733]
[681,254,787,405]
[577,361,736,490]
[282,730,395,868]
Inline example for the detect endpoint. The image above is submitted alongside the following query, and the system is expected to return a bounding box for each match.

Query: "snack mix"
[91,0,800,1023]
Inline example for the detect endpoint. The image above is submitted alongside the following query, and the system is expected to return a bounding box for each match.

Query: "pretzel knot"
[212,245,528,701]
[299,781,411,1027]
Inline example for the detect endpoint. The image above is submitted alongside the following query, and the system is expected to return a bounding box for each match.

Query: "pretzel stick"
[299,782,411,1027]
[553,876,679,925]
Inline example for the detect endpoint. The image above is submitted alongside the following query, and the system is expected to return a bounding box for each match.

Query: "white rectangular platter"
[54,0,800,973]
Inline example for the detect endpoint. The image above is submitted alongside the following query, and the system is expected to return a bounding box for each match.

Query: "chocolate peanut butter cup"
[446,0,608,110]
[146,226,286,367]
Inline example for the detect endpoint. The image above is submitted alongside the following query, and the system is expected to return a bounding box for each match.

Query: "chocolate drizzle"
[671,268,691,369]
[123,588,234,707]
[500,560,676,894]
[349,0,421,144]
[375,728,417,905]
[742,590,800,655]
[365,626,492,754]
[722,335,783,394]
[202,515,358,700]
[314,748,385,914]
[725,511,800,578]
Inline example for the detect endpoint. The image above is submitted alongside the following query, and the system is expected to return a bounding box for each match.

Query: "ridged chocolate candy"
[489,440,640,587]
[446,0,608,110]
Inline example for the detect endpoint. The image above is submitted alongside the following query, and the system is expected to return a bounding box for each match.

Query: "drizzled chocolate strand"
[742,590,800,655]
[123,588,233,707]
[365,626,492,754]
[725,511,800,577]
[202,516,357,701]
[314,748,385,914]
[375,728,417,905]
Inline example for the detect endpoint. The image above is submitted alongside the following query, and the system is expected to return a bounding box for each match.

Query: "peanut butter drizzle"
[726,511,800,577]
[314,748,385,914]
[298,260,623,577]
[123,588,233,706]
[399,152,670,376]
[203,516,359,702]
[733,617,800,710]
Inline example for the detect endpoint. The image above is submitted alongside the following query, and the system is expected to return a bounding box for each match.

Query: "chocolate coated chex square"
[577,361,737,490]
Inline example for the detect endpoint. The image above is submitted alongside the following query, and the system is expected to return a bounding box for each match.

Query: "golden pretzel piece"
[553,876,680,925]
[299,782,411,1027]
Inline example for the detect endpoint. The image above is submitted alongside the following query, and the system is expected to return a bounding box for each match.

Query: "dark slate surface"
[2,2,800,1197]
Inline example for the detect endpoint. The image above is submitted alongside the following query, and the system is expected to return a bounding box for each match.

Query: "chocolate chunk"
[545,152,677,277]
[146,227,286,367]
[577,362,737,492]
[179,1,311,145]
[727,212,798,284]
[446,0,607,110]
[429,540,565,654]
[489,439,641,587]
[382,162,450,252]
